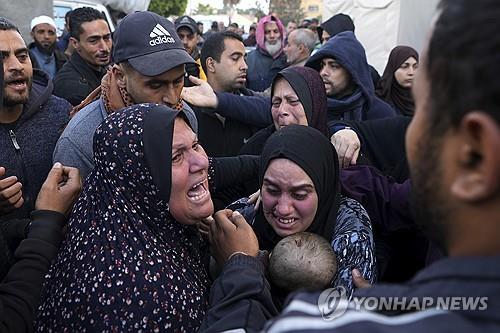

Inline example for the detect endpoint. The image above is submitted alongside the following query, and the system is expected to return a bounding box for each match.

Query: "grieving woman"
[36,104,213,331]
[228,125,376,299]
[376,46,419,116]
[239,65,328,156]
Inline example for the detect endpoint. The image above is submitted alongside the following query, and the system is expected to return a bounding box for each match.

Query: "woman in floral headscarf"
[36,104,213,332]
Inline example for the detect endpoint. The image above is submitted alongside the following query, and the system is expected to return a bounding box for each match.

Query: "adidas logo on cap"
[149,23,175,46]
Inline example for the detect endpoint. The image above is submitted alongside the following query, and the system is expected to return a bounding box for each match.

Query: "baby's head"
[269,232,337,292]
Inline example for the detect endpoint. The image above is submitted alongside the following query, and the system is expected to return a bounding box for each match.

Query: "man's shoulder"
[46,94,72,111]
[60,99,105,138]
[268,291,458,333]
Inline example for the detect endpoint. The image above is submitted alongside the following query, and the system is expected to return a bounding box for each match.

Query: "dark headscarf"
[36,104,210,331]
[376,46,419,116]
[252,125,341,251]
[318,13,355,41]
[271,66,329,137]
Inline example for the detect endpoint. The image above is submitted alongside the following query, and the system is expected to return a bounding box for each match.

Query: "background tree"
[269,0,304,25]
[148,0,188,17]
[195,3,216,15]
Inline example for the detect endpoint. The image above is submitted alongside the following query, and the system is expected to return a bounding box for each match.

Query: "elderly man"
[283,28,316,67]
[28,15,67,79]
[245,15,287,92]
[53,11,198,180]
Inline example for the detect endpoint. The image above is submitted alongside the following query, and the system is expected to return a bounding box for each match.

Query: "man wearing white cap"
[28,15,67,79]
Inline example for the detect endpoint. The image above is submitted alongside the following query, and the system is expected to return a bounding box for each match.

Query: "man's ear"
[450,112,500,202]
[206,57,216,73]
[69,37,79,51]
[298,43,305,54]
[112,65,127,89]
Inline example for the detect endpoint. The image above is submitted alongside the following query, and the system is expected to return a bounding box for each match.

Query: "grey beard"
[265,40,282,56]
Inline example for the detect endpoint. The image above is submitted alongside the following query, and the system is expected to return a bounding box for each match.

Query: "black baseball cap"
[112,11,195,76]
[174,15,198,34]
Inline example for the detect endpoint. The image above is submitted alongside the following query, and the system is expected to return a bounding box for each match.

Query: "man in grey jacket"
[53,11,198,180]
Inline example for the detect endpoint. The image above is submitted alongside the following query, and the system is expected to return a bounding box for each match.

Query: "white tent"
[89,0,151,13]
[323,0,439,74]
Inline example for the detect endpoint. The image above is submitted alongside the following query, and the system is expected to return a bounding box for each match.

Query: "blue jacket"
[201,254,500,332]
[0,70,71,220]
[306,32,396,125]
[246,48,288,92]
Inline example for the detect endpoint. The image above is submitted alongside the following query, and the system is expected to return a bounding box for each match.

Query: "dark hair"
[211,21,218,30]
[0,17,20,33]
[426,0,500,133]
[200,31,243,73]
[69,7,106,40]
[229,22,238,29]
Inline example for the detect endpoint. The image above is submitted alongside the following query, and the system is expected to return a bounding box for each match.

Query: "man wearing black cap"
[53,11,198,180]
[175,15,206,87]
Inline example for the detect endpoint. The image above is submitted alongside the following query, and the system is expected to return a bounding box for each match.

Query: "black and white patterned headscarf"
[36,103,210,332]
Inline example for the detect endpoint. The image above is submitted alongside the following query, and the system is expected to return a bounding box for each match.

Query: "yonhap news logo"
[318,286,348,320]
[318,287,488,321]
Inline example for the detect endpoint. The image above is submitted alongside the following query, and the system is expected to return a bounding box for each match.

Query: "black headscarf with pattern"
[36,104,210,332]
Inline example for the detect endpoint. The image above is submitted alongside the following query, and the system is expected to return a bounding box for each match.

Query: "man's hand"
[209,209,259,264]
[35,163,82,216]
[0,167,24,214]
[181,75,218,108]
[331,128,361,168]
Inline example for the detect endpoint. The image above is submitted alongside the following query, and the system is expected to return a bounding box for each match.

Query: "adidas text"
[150,35,175,46]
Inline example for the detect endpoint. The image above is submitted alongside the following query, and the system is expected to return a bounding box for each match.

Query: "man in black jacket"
[53,7,112,106]
[28,15,67,80]
[194,31,261,158]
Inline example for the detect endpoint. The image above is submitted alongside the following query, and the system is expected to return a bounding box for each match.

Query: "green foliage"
[148,0,188,17]
[195,3,216,15]
[269,0,304,25]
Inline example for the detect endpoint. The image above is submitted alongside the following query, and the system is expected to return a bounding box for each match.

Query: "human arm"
[331,198,377,298]
[331,128,361,168]
[0,163,81,333]
[182,76,272,127]
[341,165,413,232]
[200,210,278,332]
[208,155,259,193]
[331,117,411,181]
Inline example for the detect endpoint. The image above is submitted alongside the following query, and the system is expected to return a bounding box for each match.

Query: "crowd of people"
[0,0,499,331]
